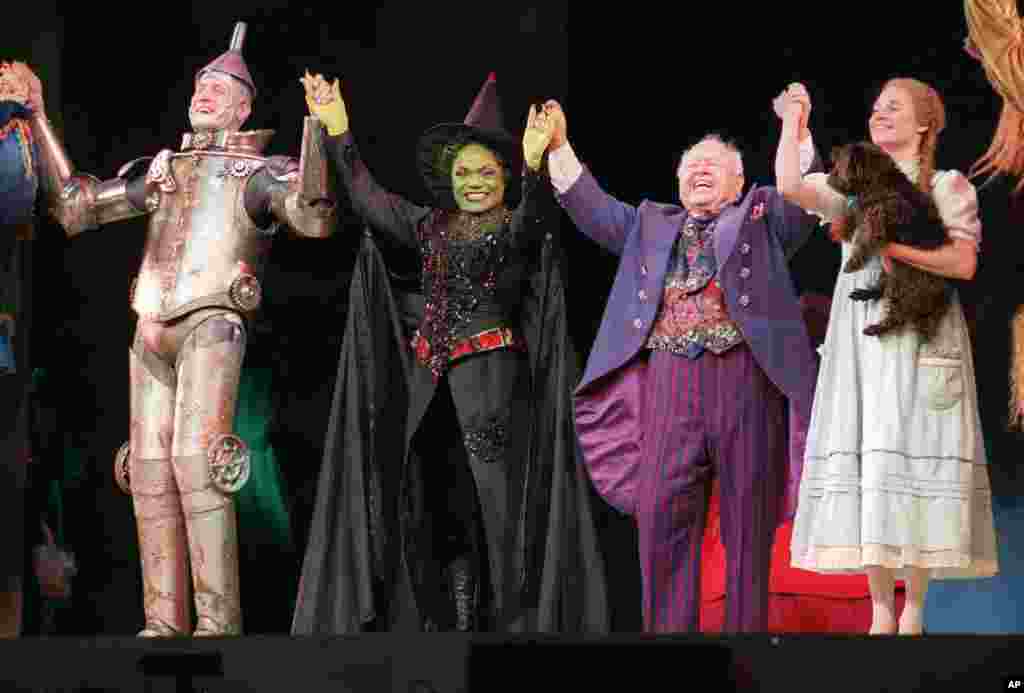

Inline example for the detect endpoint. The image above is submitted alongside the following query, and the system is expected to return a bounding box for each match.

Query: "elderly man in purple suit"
[542,96,821,632]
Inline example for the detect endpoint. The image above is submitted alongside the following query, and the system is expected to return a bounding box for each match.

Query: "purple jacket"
[559,168,820,518]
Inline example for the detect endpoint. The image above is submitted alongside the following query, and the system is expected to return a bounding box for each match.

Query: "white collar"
[894,156,921,184]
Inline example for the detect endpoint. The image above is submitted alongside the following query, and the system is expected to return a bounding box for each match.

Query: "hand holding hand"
[542,100,568,150]
[299,71,349,136]
[6,62,44,114]
[523,104,556,171]
[774,82,811,140]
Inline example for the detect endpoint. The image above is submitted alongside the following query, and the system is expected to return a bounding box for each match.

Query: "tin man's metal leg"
[172,312,248,636]
[128,334,190,637]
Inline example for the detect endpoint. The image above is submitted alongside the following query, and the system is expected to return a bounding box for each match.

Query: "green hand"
[300,71,349,136]
[522,105,555,171]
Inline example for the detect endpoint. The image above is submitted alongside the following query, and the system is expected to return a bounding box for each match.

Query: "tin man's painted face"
[451,143,506,213]
[189,73,251,132]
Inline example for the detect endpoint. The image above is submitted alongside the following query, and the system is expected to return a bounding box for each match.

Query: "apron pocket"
[918,356,964,411]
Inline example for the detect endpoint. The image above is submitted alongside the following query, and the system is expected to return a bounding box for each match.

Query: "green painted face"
[450,142,506,213]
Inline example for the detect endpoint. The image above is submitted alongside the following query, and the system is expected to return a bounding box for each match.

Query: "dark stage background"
[3,3,1021,635]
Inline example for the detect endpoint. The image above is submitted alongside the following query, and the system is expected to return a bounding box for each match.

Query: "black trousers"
[389,348,531,631]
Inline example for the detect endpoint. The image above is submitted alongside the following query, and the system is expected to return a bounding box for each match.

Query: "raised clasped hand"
[0,61,44,114]
[299,70,348,136]
[542,100,568,150]
[523,104,556,171]
[773,82,811,138]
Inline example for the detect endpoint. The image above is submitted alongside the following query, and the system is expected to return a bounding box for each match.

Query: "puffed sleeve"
[797,172,847,223]
[931,170,982,248]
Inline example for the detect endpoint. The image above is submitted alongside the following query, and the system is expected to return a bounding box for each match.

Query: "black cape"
[292,226,610,633]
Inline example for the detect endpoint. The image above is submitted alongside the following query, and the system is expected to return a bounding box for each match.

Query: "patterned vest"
[646,214,744,359]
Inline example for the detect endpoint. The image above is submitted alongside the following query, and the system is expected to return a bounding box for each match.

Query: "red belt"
[412,326,526,366]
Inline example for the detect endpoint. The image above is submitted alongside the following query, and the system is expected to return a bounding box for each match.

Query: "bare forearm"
[885,239,977,280]
[775,118,819,211]
[775,115,804,194]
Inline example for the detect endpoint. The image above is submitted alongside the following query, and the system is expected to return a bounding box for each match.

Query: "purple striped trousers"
[638,344,787,632]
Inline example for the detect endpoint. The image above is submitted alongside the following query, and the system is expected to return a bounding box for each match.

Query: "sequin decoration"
[416,206,514,380]
[446,205,511,242]
[463,413,511,465]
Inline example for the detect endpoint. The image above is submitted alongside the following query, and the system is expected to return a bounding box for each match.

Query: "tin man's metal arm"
[31,114,151,237]
[267,117,336,238]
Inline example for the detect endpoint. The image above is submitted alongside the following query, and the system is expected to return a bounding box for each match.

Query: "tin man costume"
[28,23,335,636]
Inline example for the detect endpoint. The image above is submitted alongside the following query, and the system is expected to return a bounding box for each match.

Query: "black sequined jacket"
[328,131,549,377]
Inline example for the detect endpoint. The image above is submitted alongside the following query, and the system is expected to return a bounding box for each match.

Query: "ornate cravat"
[646,213,744,358]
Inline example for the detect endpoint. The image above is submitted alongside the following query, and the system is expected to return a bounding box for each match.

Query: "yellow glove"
[300,71,349,137]
[522,105,555,171]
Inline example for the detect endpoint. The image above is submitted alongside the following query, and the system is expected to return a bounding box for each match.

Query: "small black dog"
[827,141,952,341]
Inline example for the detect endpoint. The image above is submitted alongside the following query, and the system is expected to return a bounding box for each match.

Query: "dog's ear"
[827,144,853,193]
[843,142,872,185]
[830,145,845,169]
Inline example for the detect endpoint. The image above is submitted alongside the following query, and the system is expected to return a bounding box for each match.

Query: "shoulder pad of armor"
[117,156,153,180]
[265,155,299,182]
